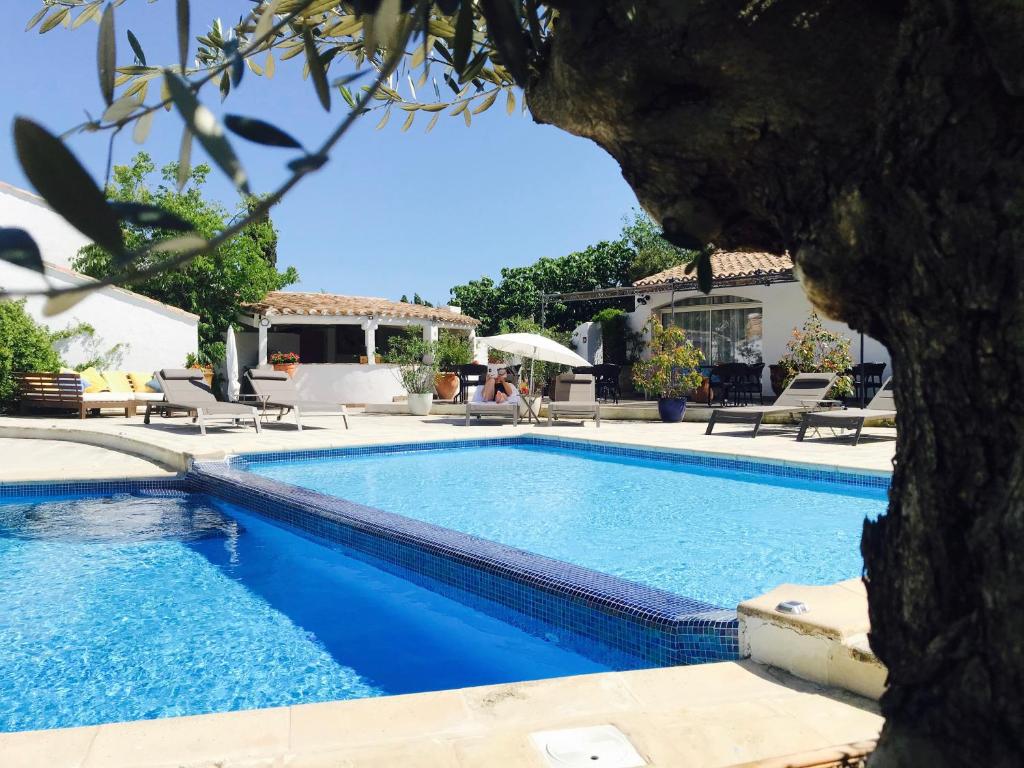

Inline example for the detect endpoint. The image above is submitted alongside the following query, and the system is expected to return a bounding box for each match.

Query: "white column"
[361,318,379,365]
[422,322,438,363]
[257,321,268,366]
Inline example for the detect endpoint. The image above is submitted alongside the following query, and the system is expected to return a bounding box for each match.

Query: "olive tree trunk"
[529,2,1024,765]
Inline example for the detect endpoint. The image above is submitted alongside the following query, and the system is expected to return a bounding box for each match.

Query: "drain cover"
[529,725,646,768]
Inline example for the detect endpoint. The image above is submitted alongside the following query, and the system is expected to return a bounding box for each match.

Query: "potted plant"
[269,351,300,377]
[433,331,473,401]
[185,351,216,387]
[384,334,438,415]
[631,319,704,422]
[775,312,854,400]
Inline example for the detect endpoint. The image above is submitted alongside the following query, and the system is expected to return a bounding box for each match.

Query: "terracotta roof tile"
[633,251,794,287]
[244,291,479,326]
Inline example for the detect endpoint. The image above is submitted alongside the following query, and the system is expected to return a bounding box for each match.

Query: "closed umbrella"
[479,333,589,393]
[225,326,240,402]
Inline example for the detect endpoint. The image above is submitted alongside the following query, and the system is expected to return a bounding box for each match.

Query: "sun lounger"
[244,369,349,430]
[14,371,136,418]
[144,369,260,436]
[705,372,837,437]
[465,384,520,426]
[547,372,600,427]
[797,377,896,445]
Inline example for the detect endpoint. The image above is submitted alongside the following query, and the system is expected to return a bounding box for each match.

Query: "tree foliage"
[73,153,298,362]
[450,211,684,335]
[0,299,63,412]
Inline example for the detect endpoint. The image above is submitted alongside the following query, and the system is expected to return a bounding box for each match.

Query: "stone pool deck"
[0,413,892,766]
[3,662,881,768]
[0,411,896,475]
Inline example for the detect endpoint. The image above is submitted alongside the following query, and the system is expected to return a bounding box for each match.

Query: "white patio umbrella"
[479,333,590,394]
[225,326,240,402]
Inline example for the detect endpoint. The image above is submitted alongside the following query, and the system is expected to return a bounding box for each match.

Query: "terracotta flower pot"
[434,372,460,401]
[769,364,788,396]
[191,365,214,387]
[273,362,298,377]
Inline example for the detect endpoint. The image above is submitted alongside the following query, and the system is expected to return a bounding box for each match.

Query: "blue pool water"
[249,445,887,609]
[0,492,606,732]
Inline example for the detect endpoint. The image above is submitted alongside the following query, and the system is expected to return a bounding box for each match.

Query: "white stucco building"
[237,292,479,404]
[0,182,199,370]
[627,251,891,395]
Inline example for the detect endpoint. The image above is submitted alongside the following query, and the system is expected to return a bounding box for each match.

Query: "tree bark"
[528,2,1024,764]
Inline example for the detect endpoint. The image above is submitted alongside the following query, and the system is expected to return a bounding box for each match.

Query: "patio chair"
[144,369,261,436]
[592,363,621,404]
[705,372,837,437]
[244,369,349,430]
[547,372,601,427]
[797,377,896,445]
[456,363,488,403]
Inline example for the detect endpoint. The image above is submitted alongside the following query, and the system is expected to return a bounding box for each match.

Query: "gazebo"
[237,292,480,404]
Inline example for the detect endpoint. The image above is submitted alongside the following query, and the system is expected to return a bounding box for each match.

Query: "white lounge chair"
[797,377,895,445]
[145,369,261,436]
[705,372,837,437]
[465,385,520,426]
[245,368,349,430]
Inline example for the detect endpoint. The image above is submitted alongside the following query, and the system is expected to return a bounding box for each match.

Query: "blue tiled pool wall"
[0,476,187,499]
[188,461,740,667]
[233,435,892,492]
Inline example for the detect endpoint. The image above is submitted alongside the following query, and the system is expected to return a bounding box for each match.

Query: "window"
[661,295,763,364]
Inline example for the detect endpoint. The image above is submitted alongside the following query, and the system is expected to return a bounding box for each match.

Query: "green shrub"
[632,318,704,398]
[435,330,473,367]
[777,312,854,398]
[0,300,63,412]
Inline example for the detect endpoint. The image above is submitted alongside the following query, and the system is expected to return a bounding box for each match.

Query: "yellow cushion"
[127,372,157,393]
[78,367,109,394]
[103,370,135,393]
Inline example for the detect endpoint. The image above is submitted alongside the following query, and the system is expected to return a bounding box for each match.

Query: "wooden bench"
[14,372,136,419]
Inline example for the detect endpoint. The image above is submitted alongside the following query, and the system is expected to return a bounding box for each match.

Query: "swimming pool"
[244,441,888,610]
[0,490,606,732]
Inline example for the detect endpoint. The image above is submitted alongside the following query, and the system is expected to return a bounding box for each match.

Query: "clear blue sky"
[1,2,640,304]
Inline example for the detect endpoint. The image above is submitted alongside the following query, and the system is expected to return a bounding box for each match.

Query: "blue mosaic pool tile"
[188,460,741,667]
[0,476,187,498]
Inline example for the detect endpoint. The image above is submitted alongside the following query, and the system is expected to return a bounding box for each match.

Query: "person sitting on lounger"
[480,368,515,403]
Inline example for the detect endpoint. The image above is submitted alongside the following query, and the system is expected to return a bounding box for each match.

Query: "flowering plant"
[269,351,300,365]
[776,313,853,398]
[631,319,705,399]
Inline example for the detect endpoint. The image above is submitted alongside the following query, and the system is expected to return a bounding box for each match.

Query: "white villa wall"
[0,182,90,269]
[1,182,198,372]
[628,280,891,394]
[0,261,198,372]
[292,364,406,405]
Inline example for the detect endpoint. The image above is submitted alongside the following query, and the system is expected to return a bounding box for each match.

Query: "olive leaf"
[224,115,303,149]
[164,72,250,194]
[452,0,474,76]
[176,0,190,71]
[225,37,244,87]
[0,228,44,273]
[145,234,207,256]
[254,0,281,46]
[127,29,146,65]
[98,4,116,105]
[132,109,155,144]
[287,154,328,173]
[479,0,529,85]
[303,28,331,111]
[110,202,193,231]
[43,290,91,318]
[13,118,124,260]
[176,126,193,192]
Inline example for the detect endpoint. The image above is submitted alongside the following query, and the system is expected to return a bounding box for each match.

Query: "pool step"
[737,579,887,700]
